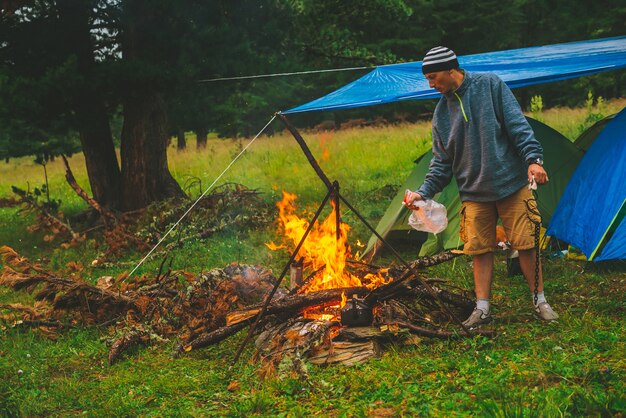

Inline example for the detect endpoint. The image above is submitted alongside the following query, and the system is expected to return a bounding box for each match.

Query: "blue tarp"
[284,36,626,114]
[546,108,626,261]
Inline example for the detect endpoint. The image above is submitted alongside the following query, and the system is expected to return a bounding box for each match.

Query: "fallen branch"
[12,319,72,329]
[108,329,150,365]
[394,320,496,339]
[61,155,117,225]
[177,319,253,354]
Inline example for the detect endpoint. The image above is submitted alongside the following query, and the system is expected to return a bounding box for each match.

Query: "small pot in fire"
[340,294,373,327]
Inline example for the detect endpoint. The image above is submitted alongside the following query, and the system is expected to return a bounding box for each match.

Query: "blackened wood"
[227,286,367,326]
[335,326,385,341]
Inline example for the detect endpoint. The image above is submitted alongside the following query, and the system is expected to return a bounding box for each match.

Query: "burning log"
[226,286,367,326]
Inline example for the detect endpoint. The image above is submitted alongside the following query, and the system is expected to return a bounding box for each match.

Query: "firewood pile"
[0,245,495,375]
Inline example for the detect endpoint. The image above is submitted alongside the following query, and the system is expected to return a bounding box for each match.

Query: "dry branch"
[178,319,253,354]
[61,155,117,225]
[11,187,81,241]
[394,320,496,339]
[12,319,71,329]
[108,329,150,365]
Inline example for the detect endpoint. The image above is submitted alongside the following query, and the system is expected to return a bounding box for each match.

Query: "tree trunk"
[177,129,186,150]
[120,93,185,211]
[57,0,122,209]
[195,127,208,149]
[75,100,122,209]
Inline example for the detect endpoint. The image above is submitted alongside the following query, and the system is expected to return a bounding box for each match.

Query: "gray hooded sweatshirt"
[417,71,543,202]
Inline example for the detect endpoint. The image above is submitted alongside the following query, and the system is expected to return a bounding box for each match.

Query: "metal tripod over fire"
[232,113,471,365]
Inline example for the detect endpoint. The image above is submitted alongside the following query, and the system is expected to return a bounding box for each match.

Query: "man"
[405,46,558,328]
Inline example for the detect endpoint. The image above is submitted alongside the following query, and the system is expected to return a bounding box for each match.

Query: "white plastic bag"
[407,199,448,234]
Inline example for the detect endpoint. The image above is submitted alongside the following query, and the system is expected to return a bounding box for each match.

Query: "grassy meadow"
[1,99,625,416]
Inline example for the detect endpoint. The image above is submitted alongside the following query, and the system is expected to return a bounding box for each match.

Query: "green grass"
[1,100,625,416]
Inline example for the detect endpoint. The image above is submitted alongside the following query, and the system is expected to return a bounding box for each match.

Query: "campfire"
[217,191,492,372]
[266,191,389,321]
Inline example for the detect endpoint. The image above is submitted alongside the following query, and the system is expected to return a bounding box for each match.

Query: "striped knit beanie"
[421,46,459,74]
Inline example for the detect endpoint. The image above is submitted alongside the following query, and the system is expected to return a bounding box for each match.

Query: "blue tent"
[283,36,626,114]
[546,108,626,261]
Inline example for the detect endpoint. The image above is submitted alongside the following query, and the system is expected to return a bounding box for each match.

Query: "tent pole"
[277,112,341,243]
[276,112,333,192]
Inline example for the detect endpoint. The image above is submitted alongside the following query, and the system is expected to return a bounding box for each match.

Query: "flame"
[265,241,286,251]
[270,191,390,296]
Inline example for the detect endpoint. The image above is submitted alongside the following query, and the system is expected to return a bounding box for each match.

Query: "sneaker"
[462,308,492,329]
[535,302,559,321]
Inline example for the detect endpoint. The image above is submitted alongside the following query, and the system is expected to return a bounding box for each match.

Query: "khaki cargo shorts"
[459,186,541,255]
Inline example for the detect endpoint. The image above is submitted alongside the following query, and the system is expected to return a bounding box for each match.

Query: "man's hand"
[403,190,423,209]
[528,164,549,185]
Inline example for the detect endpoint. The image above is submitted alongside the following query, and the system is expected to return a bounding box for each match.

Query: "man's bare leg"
[518,248,543,293]
[473,252,494,300]
[462,252,495,327]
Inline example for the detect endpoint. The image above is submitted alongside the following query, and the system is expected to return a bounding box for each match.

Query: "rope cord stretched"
[197,66,374,83]
[126,115,277,279]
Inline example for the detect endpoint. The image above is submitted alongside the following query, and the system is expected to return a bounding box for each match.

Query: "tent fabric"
[547,108,626,261]
[364,118,584,257]
[574,114,615,152]
[284,36,626,114]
